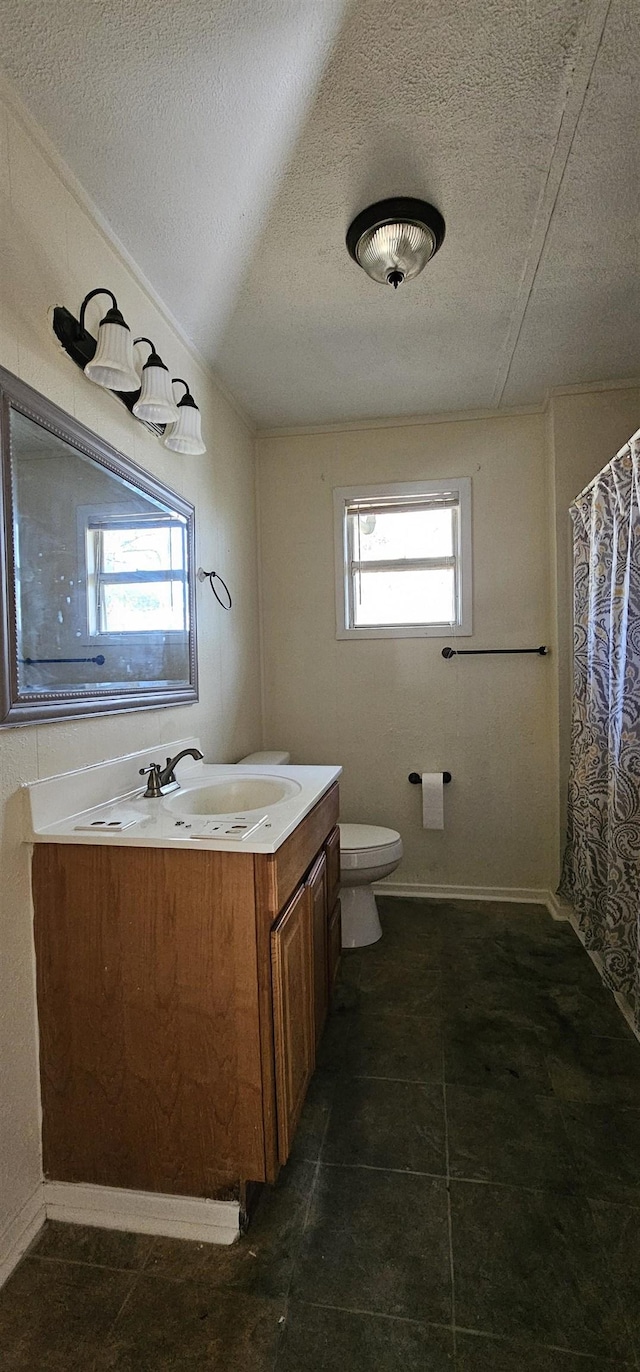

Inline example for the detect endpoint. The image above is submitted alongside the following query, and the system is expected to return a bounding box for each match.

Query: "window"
[85,515,188,636]
[334,478,472,639]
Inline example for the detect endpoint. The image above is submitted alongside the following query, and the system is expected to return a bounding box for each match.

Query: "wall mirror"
[0,365,198,725]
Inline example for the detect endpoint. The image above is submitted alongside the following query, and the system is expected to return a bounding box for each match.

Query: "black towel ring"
[197,567,232,610]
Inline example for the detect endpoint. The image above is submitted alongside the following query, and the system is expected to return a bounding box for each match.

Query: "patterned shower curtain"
[559,432,640,1031]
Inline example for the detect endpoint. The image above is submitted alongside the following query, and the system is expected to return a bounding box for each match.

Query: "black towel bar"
[21,654,106,665]
[442,646,547,658]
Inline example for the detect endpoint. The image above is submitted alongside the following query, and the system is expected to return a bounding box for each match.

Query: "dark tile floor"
[3,898,640,1369]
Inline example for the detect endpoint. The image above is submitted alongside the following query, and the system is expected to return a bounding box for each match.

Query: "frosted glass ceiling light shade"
[81,288,139,390]
[346,197,445,288]
[164,380,206,455]
[132,338,179,424]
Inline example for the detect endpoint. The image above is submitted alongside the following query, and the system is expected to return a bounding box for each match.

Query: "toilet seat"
[339,823,403,870]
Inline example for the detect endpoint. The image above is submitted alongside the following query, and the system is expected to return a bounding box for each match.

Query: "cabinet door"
[325,825,341,912]
[328,897,342,992]
[307,852,328,1048]
[271,883,315,1165]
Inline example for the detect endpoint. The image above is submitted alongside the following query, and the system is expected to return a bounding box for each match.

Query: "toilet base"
[340,885,382,948]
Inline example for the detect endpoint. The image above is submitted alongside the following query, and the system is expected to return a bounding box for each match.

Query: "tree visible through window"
[334,479,472,638]
[86,516,188,635]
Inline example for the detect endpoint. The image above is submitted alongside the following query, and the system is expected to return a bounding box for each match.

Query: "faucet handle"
[139,762,163,798]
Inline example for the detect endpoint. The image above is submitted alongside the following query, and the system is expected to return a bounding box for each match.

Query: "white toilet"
[238,750,291,766]
[339,823,403,948]
[238,751,403,950]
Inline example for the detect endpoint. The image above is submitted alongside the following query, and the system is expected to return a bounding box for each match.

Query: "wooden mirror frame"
[0,366,198,725]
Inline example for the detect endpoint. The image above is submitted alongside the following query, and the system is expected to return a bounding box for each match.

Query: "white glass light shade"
[133,364,179,424]
[356,220,437,285]
[164,401,206,456]
[346,198,445,287]
[84,320,139,391]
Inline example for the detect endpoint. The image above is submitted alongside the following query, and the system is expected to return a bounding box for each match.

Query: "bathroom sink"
[166,774,302,817]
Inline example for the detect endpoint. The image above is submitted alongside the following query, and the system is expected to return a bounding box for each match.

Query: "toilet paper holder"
[409,771,451,784]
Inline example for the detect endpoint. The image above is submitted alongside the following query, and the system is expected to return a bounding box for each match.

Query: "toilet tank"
[238,750,291,765]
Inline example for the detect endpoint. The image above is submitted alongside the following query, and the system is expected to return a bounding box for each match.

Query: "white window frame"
[333,477,472,640]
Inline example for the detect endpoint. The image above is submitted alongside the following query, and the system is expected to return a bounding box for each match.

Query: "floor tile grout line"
[554,1095,593,1201]
[317,1160,447,1179]
[343,1009,443,1023]
[581,1193,640,1370]
[313,1157,620,1198]
[272,1069,338,1370]
[294,1295,453,1331]
[29,1252,152,1277]
[347,1071,444,1085]
[453,1322,635,1362]
[442,1057,457,1359]
[322,1061,640,1105]
[270,1163,321,1372]
[92,1264,147,1345]
[289,1296,632,1364]
[336,1070,632,1105]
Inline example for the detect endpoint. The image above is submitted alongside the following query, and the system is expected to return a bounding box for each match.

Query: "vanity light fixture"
[346,197,446,288]
[164,380,206,456]
[51,290,207,454]
[132,338,179,425]
[81,288,140,390]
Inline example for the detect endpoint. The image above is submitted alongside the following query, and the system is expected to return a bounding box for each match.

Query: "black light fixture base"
[346,196,446,268]
[52,306,165,436]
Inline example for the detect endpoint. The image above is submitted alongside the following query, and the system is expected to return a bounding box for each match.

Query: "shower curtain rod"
[573,426,640,505]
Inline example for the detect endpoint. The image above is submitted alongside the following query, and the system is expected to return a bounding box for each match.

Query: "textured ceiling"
[0,0,638,426]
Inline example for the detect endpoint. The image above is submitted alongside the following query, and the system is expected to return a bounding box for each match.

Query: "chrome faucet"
[139,747,204,798]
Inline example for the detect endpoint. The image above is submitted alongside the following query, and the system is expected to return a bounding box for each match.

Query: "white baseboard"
[374,880,561,913]
[545,890,573,922]
[0,1184,45,1289]
[43,1182,240,1247]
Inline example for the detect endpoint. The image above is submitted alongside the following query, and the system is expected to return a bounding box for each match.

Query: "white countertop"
[25,737,341,855]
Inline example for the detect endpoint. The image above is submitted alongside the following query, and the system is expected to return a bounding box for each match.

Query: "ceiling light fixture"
[346,197,445,288]
[51,290,206,454]
[132,338,180,425]
[82,288,139,390]
[164,380,206,455]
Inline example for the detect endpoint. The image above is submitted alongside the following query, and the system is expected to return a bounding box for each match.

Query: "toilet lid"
[339,823,401,852]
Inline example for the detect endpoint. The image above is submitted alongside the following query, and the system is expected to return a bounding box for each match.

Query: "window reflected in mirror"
[85,517,188,635]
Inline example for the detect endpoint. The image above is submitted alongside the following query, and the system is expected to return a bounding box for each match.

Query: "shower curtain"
[559,431,640,1031]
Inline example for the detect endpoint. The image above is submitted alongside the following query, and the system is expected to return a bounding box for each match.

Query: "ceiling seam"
[491,0,613,408]
[256,402,546,441]
[255,377,640,442]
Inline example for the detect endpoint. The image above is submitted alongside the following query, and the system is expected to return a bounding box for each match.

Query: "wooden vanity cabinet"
[32,785,340,1202]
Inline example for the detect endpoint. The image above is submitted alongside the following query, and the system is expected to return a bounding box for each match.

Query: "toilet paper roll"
[422,773,444,829]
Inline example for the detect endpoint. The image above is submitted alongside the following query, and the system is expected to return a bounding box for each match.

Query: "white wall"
[257,411,556,896]
[0,95,262,1277]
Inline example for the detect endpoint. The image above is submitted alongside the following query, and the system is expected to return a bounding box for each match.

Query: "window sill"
[336,622,472,640]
